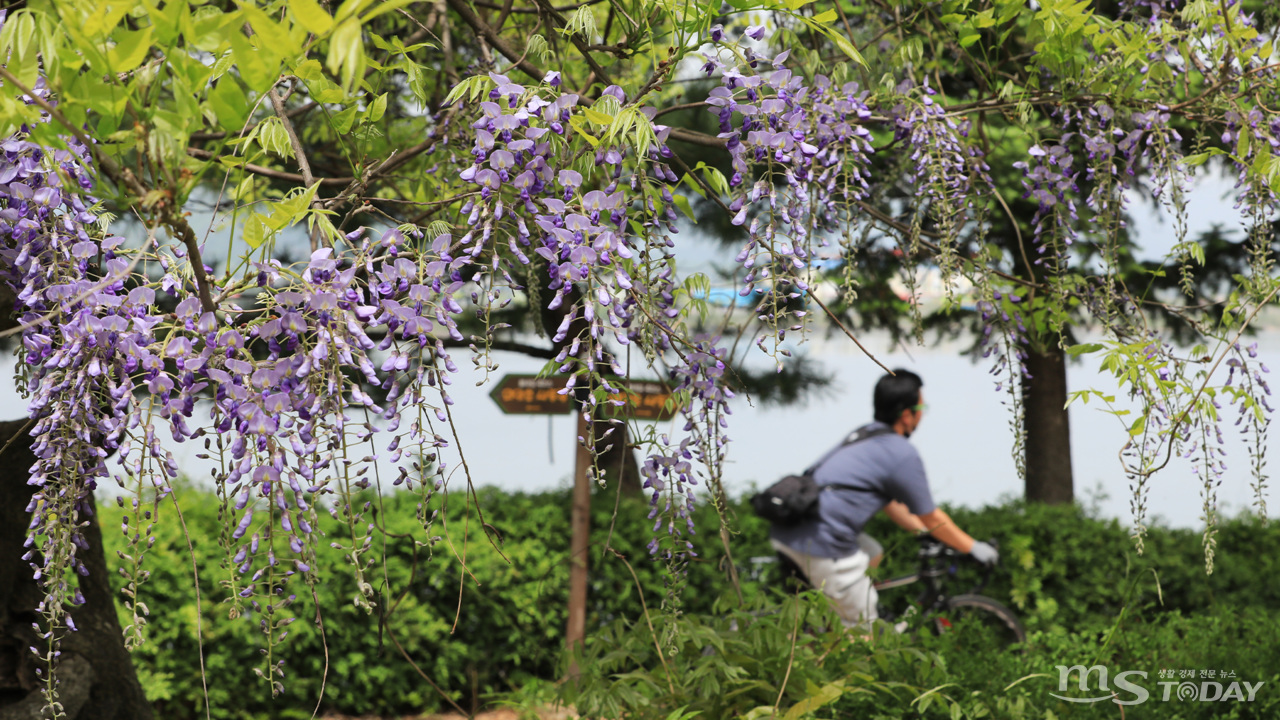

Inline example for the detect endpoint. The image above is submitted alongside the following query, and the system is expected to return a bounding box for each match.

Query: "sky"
[0,157,1273,534]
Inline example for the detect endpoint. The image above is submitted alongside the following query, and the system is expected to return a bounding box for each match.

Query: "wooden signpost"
[488,374,676,420]
[489,373,675,668]
[488,374,574,415]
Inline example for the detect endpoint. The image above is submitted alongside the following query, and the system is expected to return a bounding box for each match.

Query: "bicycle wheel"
[932,594,1026,649]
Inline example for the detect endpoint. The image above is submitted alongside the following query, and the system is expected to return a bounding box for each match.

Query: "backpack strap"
[802,424,897,477]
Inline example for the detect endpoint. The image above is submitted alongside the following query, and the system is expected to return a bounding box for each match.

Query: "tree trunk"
[1021,343,1075,504]
[0,419,153,720]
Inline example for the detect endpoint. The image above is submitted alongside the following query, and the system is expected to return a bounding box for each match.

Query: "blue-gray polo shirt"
[770,421,936,559]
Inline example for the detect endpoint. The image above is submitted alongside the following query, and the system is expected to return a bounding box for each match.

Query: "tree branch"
[444,0,547,81]
[269,90,317,189]
[269,88,323,251]
[851,198,1042,290]
[187,138,436,195]
[186,148,352,185]
[531,0,616,88]
[652,101,706,119]
[442,338,558,359]
[442,0,730,150]
[666,127,727,149]
[190,101,318,142]
[803,288,894,375]
[472,0,601,12]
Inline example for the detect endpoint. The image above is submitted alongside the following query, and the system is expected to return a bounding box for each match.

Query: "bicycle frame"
[873,536,996,615]
[767,535,1024,645]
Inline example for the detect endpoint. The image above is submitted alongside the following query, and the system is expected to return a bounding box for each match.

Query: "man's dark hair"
[873,370,923,424]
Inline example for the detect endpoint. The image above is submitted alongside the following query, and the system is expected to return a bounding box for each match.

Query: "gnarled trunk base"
[0,419,153,720]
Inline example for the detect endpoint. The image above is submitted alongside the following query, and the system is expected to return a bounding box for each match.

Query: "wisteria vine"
[0,0,1276,710]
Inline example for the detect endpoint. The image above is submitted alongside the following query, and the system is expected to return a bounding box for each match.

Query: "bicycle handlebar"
[917,535,1000,595]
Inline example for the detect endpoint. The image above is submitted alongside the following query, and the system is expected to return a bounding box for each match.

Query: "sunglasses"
[912,403,929,412]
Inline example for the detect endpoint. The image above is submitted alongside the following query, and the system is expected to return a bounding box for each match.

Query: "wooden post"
[566,408,591,675]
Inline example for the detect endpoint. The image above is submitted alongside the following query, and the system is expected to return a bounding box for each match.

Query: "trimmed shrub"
[98,484,1280,718]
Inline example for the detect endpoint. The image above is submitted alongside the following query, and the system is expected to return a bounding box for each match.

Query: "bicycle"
[773,535,1026,648]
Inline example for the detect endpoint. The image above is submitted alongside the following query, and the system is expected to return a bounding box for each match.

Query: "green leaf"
[107,27,154,74]
[294,59,325,84]
[693,162,731,197]
[242,212,269,249]
[243,7,301,56]
[672,194,696,223]
[442,75,493,107]
[368,93,388,122]
[824,27,866,66]
[1184,148,1225,166]
[82,2,131,38]
[257,118,294,158]
[583,107,614,125]
[230,29,279,93]
[568,115,600,146]
[145,0,188,46]
[1065,343,1105,356]
[783,682,843,720]
[307,211,342,245]
[1236,125,1251,159]
[331,105,359,134]
[209,77,250,133]
[357,0,420,23]
[0,12,40,90]
[334,0,378,24]
[326,17,365,91]
[266,185,319,230]
[1127,414,1147,437]
[264,202,295,231]
[682,172,706,198]
[289,0,335,35]
[812,9,837,23]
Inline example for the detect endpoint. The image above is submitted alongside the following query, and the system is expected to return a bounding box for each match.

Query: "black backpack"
[750,424,895,526]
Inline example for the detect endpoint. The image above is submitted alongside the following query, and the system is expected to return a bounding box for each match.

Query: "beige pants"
[771,538,879,628]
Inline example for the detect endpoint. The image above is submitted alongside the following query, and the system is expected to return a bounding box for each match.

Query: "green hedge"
[98,484,1280,718]
[861,501,1280,632]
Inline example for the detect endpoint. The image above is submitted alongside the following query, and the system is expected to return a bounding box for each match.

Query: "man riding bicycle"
[769,370,999,628]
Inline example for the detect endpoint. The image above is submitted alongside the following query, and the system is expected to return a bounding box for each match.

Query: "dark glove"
[969,540,999,567]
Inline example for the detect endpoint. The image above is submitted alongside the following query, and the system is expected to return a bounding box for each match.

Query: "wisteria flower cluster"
[894,80,991,281]
[1,0,1279,709]
[444,70,740,569]
[700,30,880,369]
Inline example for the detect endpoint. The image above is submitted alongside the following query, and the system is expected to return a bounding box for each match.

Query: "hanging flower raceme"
[0,81,488,694]
[441,70,734,559]
[701,28,879,370]
[900,82,990,226]
[0,76,176,705]
[1014,138,1080,272]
